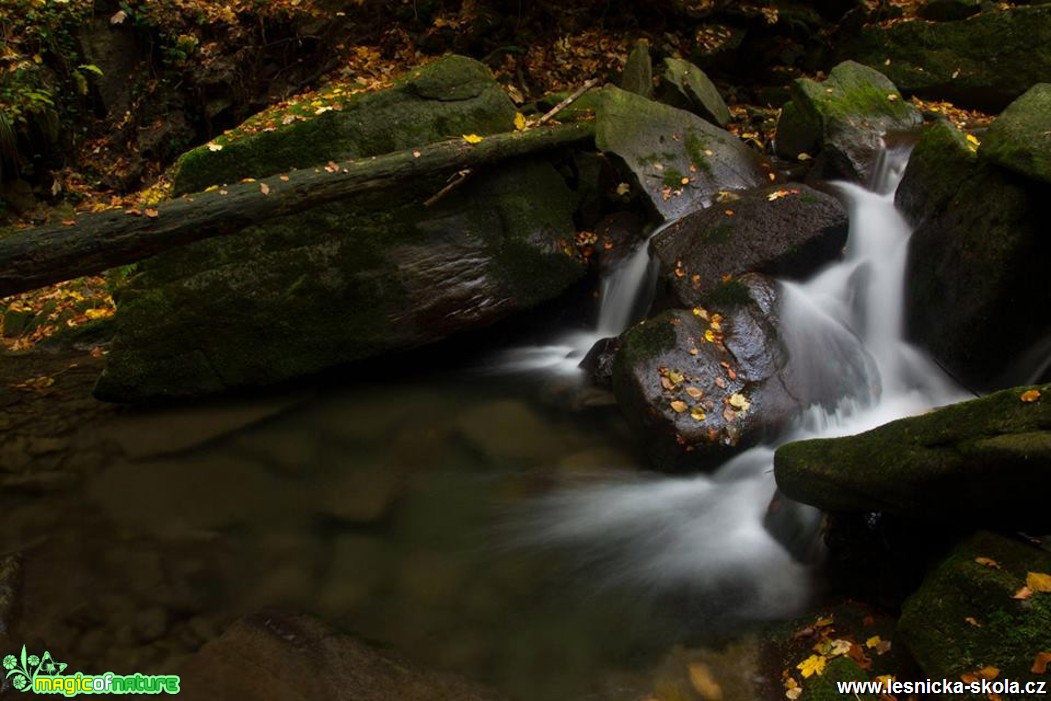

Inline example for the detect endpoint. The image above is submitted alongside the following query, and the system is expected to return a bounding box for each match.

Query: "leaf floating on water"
[1021,389,1041,403]
[1027,571,1051,592]
[462,133,484,144]
[670,400,688,413]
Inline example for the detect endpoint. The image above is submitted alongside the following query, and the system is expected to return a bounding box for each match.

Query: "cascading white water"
[519,144,967,619]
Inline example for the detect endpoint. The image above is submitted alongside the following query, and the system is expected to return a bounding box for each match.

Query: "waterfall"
[514,144,967,619]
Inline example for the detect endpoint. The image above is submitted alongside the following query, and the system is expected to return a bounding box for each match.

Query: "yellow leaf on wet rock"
[670,400,688,413]
[797,655,826,679]
[462,133,484,144]
[1021,389,1041,403]
[1027,572,1051,593]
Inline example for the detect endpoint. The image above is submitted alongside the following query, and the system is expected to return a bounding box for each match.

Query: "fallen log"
[0,121,595,298]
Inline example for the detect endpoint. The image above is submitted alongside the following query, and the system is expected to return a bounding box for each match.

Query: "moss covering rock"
[774,61,921,183]
[172,55,517,195]
[656,57,731,127]
[835,5,1051,111]
[651,184,848,307]
[95,57,585,402]
[979,83,1051,185]
[595,85,774,222]
[774,384,1051,530]
[898,531,1051,690]
[899,120,1051,390]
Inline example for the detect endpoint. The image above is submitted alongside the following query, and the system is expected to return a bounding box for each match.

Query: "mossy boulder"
[775,61,921,183]
[979,83,1051,185]
[835,5,1051,111]
[899,120,1051,390]
[651,184,848,307]
[774,384,1051,530]
[898,531,1051,689]
[95,58,585,402]
[171,55,517,195]
[656,57,731,127]
[595,85,774,222]
[620,40,653,98]
[613,275,845,471]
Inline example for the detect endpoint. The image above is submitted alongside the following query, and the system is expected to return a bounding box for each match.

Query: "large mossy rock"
[898,120,1051,390]
[595,85,774,222]
[95,58,585,402]
[172,55,516,194]
[651,184,848,307]
[612,275,846,471]
[898,531,1051,686]
[775,61,921,183]
[774,384,1051,530]
[836,5,1051,111]
[174,613,506,701]
[979,83,1051,185]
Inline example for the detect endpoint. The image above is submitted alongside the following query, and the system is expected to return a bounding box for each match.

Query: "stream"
[2,144,972,700]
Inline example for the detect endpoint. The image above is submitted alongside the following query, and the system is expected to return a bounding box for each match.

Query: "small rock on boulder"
[620,40,654,98]
[651,184,848,307]
[774,384,1051,530]
[595,85,775,222]
[775,61,921,183]
[979,83,1051,186]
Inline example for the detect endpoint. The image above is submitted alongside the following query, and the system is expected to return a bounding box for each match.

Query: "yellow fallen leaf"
[514,112,527,131]
[865,636,882,649]
[207,142,223,151]
[1027,572,1051,592]
[687,661,722,699]
[670,400,688,413]
[685,387,704,399]
[1021,389,1041,403]
[728,393,751,412]
[797,655,826,679]
[704,329,717,343]
[462,133,484,144]
[690,406,707,421]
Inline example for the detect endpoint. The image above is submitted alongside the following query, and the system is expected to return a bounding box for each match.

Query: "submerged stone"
[595,85,773,222]
[774,61,921,183]
[774,383,1051,530]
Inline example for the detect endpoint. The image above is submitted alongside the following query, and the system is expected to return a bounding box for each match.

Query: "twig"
[534,77,601,127]
[423,78,600,208]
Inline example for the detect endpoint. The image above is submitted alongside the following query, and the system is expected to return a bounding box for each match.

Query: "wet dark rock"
[979,83,1051,185]
[899,120,1051,390]
[595,85,775,222]
[591,211,648,273]
[579,336,620,389]
[96,56,586,402]
[612,275,842,471]
[835,5,1051,111]
[774,383,1051,530]
[775,61,921,183]
[651,184,848,308]
[656,58,731,127]
[898,531,1051,683]
[174,613,506,701]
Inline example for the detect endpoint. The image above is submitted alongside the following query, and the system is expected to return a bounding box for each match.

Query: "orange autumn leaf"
[670,400,688,413]
[975,557,1002,570]
[1027,572,1051,593]
[1021,389,1041,402]
[1033,652,1051,674]
[1013,586,1034,601]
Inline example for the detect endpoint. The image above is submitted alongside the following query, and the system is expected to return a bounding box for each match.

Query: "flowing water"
[504,143,967,625]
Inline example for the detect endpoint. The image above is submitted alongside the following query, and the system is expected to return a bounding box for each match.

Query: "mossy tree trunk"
[0,122,594,297]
